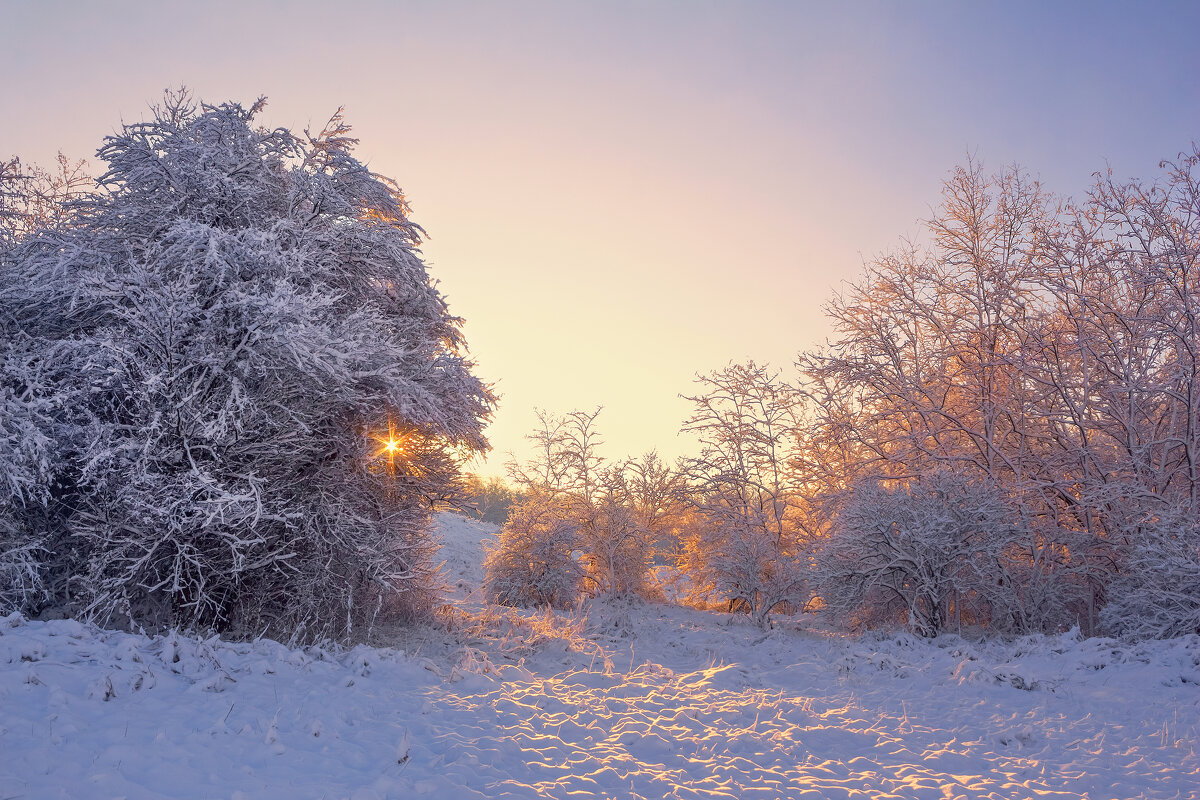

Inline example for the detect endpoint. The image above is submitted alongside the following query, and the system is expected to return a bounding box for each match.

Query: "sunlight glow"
[372,420,408,471]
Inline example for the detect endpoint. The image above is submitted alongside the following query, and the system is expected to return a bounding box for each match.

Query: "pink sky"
[3,1,1197,474]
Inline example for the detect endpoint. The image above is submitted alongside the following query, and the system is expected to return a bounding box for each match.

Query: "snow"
[2,513,1198,799]
[433,511,498,602]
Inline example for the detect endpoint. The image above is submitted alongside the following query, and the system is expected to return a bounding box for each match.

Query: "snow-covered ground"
[2,513,1197,799]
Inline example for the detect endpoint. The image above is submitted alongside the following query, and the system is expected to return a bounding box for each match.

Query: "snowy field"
[1,513,1197,799]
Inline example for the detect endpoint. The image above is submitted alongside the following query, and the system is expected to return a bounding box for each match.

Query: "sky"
[3,1,1198,476]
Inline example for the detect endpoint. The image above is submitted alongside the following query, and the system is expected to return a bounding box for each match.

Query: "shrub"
[484,493,584,608]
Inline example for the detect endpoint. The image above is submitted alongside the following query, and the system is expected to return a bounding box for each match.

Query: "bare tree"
[579,464,654,596]
[626,450,687,558]
[800,147,1200,637]
[818,471,1023,637]
[495,408,667,602]
[0,153,91,247]
[507,409,575,495]
[679,362,808,627]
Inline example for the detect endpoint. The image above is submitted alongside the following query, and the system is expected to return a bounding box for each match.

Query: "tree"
[506,407,605,500]
[483,491,583,608]
[0,91,493,641]
[0,153,91,248]
[817,471,1020,637]
[626,450,686,560]
[0,345,54,615]
[580,464,655,596]
[799,147,1200,637]
[0,156,72,614]
[1100,507,1200,639]
[494,409,665,603]
[679,362,808,627]
[506,409,572,496]
[0,157,26,248]
[462,474,520,525]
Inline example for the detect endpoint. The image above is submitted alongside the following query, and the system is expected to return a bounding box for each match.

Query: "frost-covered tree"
[679,362,809,627]
[0,92,493,640]
[0,158,64,614]
[626,450,687,559]
[506,407,606,501]
[0,344,54,615]
[580,464,655,596]
[799,148,1200,638]
[1101,507,1200,639]
[0,157,25,248]
[493,409,664,603]
[817,471,1017,637]
[483,491,583,608]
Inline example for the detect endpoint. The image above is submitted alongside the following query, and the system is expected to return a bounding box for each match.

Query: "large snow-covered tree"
[0,156,71,616]
[0,92,493,640]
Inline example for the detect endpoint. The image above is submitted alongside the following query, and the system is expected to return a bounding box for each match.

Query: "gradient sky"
[3,1,1198,475]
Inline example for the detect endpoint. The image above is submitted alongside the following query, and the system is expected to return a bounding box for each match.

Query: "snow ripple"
[420,660,1194,799]
[1,612,1197,799]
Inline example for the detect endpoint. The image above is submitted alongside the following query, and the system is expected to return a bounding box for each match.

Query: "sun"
[372,420,407,469]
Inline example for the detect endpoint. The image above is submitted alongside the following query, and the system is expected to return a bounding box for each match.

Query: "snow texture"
[1,513,1197,799]
[433,511,498,601]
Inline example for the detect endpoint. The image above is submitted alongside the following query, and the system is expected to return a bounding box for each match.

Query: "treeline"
[2,92,1194,643]
[486,149,1200,640]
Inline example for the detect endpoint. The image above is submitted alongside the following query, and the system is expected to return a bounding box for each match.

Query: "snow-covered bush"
[677,362,809,627]
[972,517,1089,635]
[580,480,655,598]
[0,92,492,640]
[502,410,664,602]
[484,493,584,608]
[0,164,59,615]
[0,375,53,615]
[818,471,1017,637]
[1102,511,1200,639]
[677,516,808,627]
